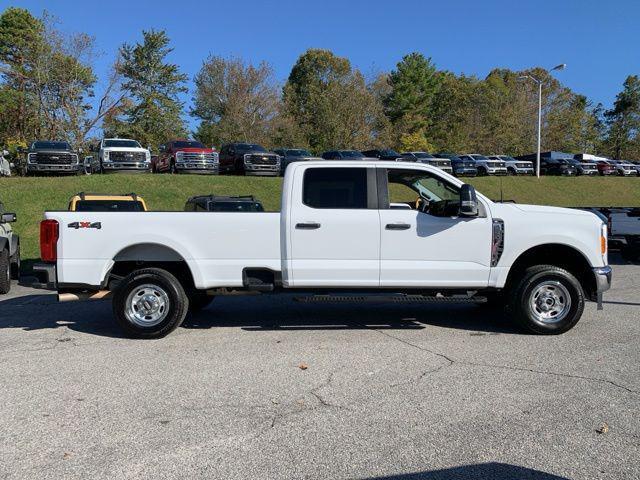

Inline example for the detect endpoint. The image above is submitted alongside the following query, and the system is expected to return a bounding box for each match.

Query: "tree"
[604,75,640,159]
[384,52,441,139]
[283,49,381,152]
[192,56,281,147]
[104,30,187,149]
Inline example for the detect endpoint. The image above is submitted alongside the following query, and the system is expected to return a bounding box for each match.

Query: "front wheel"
[510,265,584,335]
[112,268,189,338]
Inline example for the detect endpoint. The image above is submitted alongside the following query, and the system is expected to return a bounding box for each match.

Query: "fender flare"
[9,234,19,257]
[0,237,7,252]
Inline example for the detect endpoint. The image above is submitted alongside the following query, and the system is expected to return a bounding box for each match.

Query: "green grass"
[1,174,639,261]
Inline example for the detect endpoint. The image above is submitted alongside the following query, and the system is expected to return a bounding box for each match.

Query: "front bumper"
[244,164,280,176]
[103,161,151,172]
[27,164,81,173]
[513,167,534,175]
[453,167,478,176]
[175,162,219,174]
[593,266,612,310]
[487,168,508,175]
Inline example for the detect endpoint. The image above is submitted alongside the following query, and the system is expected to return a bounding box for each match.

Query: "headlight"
[28,153,35,164]
[103,151,110,161]
[244,154,251,165]
[213,152,219,163]
[73,154,79,164]
[176,151,183,160]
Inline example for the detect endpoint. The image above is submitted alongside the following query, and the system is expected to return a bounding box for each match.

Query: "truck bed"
[45,211,281,288]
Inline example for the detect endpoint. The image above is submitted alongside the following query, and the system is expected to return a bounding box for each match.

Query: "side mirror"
[78,147,83,154]
[2,149,8,156]
[459,184,478,217]
[9,163,15,168]
[1,213,17,223]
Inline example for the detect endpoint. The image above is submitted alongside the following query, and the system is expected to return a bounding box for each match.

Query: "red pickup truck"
[152,140,219,174]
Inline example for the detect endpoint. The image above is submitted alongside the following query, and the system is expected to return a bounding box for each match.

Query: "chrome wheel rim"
[529,281,571,324]
[125,284,170,327]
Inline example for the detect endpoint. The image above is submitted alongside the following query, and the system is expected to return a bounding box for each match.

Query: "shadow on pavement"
[360,462,568,479]
[0,293,519,338]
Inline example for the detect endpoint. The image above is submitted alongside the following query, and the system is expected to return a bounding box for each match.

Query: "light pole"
[518,63,566,178]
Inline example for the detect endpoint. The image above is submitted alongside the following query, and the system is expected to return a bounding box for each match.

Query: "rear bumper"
[32,262,57,289]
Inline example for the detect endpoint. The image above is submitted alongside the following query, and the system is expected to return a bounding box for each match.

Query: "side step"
[295,294,487,304]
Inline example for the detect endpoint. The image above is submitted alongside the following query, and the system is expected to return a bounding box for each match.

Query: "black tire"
[507,168,516,176]
[0,249,10,294]
[10,242,20,280]
[112,268,189,339]
[170,160,177,174]
[478,166,488,176]
[509,265,584,335]
[189,291,215,312]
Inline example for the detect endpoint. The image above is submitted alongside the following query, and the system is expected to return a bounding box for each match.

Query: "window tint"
[303,168,368,209]
[75,200,145,212]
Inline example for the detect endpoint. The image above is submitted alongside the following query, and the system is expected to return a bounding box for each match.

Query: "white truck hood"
[103,146,149,153]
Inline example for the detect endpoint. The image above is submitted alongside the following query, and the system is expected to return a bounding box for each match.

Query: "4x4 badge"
[68,221,102,230]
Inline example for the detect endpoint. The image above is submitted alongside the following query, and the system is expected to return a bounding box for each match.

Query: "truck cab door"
[285,166,380,287]
[378,167,492,288]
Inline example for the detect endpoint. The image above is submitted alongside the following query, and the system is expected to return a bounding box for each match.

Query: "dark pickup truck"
[184,195,264,212]
[218,143,281,176]
[21,141,82,175]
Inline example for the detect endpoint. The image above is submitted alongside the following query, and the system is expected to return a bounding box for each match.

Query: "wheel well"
[505,244,596,299]
[108,243,195,290]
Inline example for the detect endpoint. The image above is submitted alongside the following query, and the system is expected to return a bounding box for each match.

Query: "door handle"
[386,223,411,231]
[296,222,321,230]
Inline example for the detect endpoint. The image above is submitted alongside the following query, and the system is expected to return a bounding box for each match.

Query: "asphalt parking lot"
[0,257,638,480]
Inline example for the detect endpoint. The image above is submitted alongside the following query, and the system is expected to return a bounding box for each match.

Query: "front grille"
[179,152,217,162]
[437,160,451,167]
[33,152,75,164]
[517,163,531,168]
[247,154,278,165]
[109,151,146,162]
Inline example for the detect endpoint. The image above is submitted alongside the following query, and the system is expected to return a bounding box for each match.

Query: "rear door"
[287,166,380,287]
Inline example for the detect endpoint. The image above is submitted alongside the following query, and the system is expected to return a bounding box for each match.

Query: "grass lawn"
[1,174,639,262]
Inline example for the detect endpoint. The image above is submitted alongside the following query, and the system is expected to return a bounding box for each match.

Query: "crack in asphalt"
[373,329,639,396]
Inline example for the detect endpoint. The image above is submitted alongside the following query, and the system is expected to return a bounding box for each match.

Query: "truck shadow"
[358,462,568,479]
[0,294,518,338]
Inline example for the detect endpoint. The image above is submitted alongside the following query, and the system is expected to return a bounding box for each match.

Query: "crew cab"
[36,161,611,338]
[459,154,507,176]
[153,140,219,174]
[0,201,19,294]
[218,143,280,176]
[22,141,83,175]
[88,138,151,173]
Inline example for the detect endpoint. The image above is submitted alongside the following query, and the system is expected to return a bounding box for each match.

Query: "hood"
[29,149,75,154]
[289,156,322,161]
[103,146,149,153]
[498,203,595,218]
[175,147,216,153]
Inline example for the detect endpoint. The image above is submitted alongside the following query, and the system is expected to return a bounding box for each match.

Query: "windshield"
[413,152,435,159]
[499,156,517,162]
[104,140,142,148]
[470,155,489,160]
[236,144,267,152]
[286,149,312,157]
[174,141,205,149]
[32,141,70,150]
[380,149,400,157]
[341,151,364,158]
[75,200,145,212]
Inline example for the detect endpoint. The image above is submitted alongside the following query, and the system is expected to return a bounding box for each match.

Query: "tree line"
[1,7,638,160]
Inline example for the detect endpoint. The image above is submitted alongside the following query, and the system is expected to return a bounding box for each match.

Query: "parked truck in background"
[36,160,611,339]
[88,138,151,174]
[22,141,83,175]
[153,140,219,174]
[459,154,507,175]
[218,143,280,176]
[273,148,321,175]
[0,149,11,176]
[400,152,453,173]
[0,201,20,294]
[488,155,534,175]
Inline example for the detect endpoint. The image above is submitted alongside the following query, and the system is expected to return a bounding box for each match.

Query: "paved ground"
[0,258,638,480]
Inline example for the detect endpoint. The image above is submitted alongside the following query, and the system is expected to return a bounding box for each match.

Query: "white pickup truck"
[35,161,611,338]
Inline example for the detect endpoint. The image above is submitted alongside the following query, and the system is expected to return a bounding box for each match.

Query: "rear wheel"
[112,268,189,338]
[0,249,10,294]
[510,265,584,335]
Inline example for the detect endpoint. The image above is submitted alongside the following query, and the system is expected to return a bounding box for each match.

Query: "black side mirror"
[1,212,17,223]
[459,184,478,217]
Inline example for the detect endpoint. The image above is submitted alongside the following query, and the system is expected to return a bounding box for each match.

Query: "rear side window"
[303,168,368,209]
[75,200,145,212]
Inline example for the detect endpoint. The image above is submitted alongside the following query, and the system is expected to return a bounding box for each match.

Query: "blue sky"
[5,0,639,131]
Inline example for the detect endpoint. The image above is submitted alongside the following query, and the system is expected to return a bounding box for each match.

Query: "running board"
[295,294,487,304]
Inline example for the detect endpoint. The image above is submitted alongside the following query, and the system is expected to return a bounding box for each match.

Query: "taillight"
[40,219,59,263]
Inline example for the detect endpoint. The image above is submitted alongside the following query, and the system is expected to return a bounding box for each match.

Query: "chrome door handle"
[386,223,411,230]
[296,222,321,230]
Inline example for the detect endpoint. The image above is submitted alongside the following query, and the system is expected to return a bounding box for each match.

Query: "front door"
[378,167,492,288]
[287,167,380,287]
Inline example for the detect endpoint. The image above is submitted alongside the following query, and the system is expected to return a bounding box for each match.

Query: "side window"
[303,168,369,209]
[385,168,461,214]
